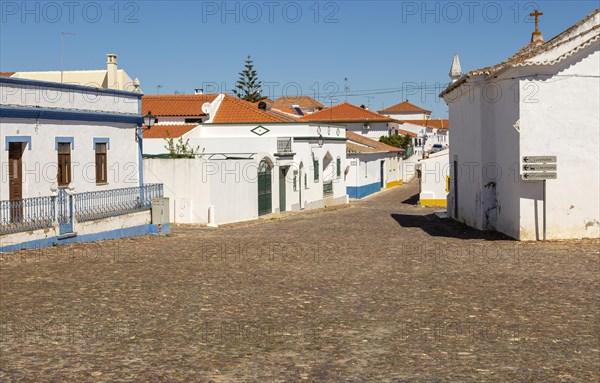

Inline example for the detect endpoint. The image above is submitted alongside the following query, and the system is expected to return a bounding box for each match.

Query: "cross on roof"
[530,10,543,32]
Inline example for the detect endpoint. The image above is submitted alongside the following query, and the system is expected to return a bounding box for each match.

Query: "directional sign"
[522,156,557,164]
[522,164,557,172]
[522,172,557,180]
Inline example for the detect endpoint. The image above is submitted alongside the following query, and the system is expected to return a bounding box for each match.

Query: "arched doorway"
[258,159,272,216]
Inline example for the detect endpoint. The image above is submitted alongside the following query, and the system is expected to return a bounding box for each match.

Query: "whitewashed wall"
[418,150,449,202]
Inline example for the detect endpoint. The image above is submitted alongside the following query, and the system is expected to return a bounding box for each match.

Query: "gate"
[58,188,74,234]
[258,160,272,216]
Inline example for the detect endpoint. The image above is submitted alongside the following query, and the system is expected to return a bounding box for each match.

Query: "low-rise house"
[299,102,409,196]
[416,149,450,207]
[1,76,166,252]
[142,94,347,225]
[345,132,404,198]
[270,96,324,116]
[4,54,141,92]
[440,9,600,240]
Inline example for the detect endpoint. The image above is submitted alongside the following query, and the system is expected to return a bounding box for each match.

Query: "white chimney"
[107,54,118,90]
[449,53,463,83]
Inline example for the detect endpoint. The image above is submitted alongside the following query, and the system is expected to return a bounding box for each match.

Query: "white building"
[142,94,348,225]
[1,76,166,252]
[416,149,449,207]
[4,54,141,92]
[299,102,409,197]
[440,9,600,240]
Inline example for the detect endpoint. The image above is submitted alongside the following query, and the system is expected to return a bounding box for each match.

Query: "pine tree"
[233,55,267,102]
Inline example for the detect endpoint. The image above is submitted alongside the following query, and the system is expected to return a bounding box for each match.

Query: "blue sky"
[1,1,598,117]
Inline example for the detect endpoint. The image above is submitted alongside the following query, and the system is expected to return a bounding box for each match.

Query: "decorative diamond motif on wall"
[251,125,270,136]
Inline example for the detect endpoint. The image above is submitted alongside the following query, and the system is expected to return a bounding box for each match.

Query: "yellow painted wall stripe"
[420,199,447,207]
[386,180,403,189]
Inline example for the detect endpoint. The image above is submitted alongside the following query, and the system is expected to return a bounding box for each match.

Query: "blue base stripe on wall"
[347,182,382,199]
[0,224,170,253]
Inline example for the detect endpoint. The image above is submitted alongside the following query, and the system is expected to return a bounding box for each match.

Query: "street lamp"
[317,134,324,148]
[143,111,156,129]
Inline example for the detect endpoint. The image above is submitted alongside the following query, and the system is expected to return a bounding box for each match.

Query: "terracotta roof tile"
[299,103,395,123]
[272,96,324,111]
[143,124,197,139]
[211,95,293,124]
[379,101,431,114]
[0,72,15,77]
[401,119,449,130]
[346,131,403,153]
[142,94,219,117]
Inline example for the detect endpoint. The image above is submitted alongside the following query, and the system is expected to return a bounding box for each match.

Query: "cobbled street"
[1,182,598,382]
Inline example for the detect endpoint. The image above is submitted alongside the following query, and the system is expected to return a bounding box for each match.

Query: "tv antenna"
[366,96,374,108]
[344,77,350,102]
[156,85,163,94]
[60,32,76,83]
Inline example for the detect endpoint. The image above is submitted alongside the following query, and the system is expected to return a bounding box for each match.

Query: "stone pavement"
[1,182,598,382]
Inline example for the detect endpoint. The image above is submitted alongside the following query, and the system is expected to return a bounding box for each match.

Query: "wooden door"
[8,142,24,221]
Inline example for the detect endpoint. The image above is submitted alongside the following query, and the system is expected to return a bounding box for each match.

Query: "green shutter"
[336,158,341,177]
[313,159,319,181]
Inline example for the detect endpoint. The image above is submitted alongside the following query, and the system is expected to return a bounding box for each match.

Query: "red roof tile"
[401,119,449,129]
[142,94,219,117]
[346,131,403,153]
[272,96,324,111]
[299,103,395,123]
[143,124,197,139]
[378,101,431,114]
[0,72,15,77]
[211,95,294,124]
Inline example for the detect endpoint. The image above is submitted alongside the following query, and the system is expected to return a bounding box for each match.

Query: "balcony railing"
[0,184,163,235]
[323,180,333,197]
[75,184,163,222]
[0,196,56,235]
[276,137,293,154]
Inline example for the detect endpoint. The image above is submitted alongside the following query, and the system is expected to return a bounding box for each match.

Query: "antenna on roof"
[156,85,163,94]
[344,77,350,102]
[60,32,76,83]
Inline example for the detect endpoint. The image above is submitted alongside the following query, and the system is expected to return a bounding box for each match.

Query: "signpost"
[522,156,558,241]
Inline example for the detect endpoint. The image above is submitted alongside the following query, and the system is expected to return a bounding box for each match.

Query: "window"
[304,174,308,189]
[57,142,71,187]
[293,174,297,191]
[313,159,319,182]
[336,157,341,178]
[95,143,108,184]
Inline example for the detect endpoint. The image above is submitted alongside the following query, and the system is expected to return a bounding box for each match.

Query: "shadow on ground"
[391,213,511,240]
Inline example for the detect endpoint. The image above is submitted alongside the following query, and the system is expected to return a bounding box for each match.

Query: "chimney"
[106,54,118,90]
[195,88,204,94]
[449,53,463,83]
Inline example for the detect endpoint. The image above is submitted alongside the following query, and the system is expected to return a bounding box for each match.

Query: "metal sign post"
[522,156,558,241]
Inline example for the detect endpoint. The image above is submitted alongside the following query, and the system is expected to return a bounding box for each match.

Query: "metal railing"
[75,184,163,222]
[323,180,333,197]
[277,137,292,153]
[0,196,56,235]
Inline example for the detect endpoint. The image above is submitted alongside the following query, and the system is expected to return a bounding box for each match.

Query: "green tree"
[233,55,267,102]
[164,131,200,159]
[379,134,413,150]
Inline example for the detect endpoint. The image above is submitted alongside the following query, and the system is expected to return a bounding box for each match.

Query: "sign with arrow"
[522,164,557,172]
[522,156,557,164]
[522,172,557,180]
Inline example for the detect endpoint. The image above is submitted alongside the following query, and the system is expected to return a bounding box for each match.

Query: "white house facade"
[142,94,348,225]
[440,9,600,240]
[1,76,167,252]
[416,149,450,207]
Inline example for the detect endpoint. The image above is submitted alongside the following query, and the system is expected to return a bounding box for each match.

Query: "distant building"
[4,54,141,92]
[416,150,450,207]
[440,9,600,240]
[270,96,324,116]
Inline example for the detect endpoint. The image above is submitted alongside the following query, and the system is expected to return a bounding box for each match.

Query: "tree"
[164,131,200,159]
[233,55,267,102]
[379,134,413,150]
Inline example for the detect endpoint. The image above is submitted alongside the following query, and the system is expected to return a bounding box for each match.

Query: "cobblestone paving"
[1,182,599,382]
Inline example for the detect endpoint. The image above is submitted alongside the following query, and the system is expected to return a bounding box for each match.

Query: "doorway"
[8,142,24,222]
[380,160,385,189]
[258,160,272,216]
[279,167,287,213]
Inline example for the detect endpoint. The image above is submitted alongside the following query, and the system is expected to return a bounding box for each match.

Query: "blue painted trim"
[347,182,382,199]
[93,137,110,150]
[0,76,143,98]
[0,224,170,253]
[5,136,32,150]
[137,97,144,188]
[0,106,143,125]
[55,136,75,150]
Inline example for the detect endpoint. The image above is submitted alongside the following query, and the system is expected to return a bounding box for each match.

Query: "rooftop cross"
[530,10,544,33]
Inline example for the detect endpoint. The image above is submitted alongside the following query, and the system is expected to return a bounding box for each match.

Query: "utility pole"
[60,32,76,83]
[344,77,349,102]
